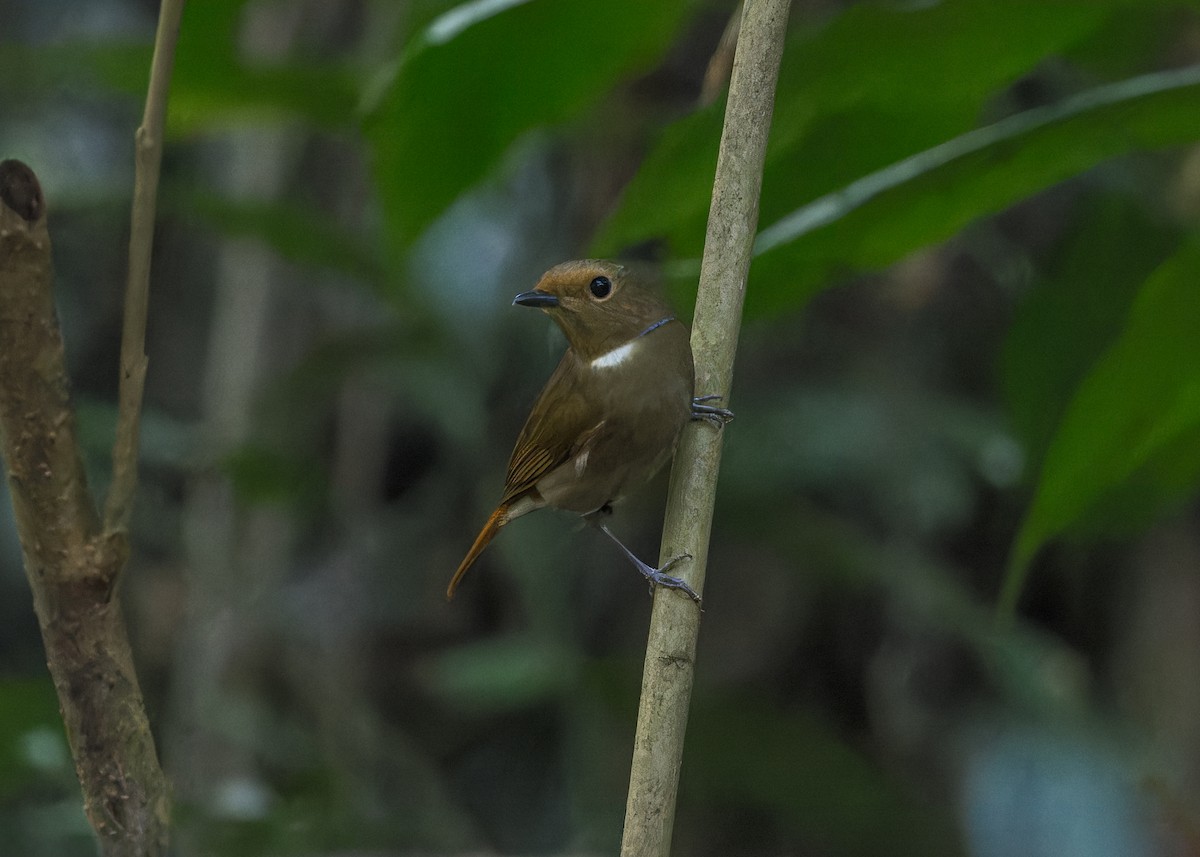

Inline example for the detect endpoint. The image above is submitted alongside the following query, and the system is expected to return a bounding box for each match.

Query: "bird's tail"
[446,504,508,600]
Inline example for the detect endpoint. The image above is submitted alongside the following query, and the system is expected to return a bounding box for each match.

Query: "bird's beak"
[513,289,559,308]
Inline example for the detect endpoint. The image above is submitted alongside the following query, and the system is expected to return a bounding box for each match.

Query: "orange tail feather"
[446,505,508,600]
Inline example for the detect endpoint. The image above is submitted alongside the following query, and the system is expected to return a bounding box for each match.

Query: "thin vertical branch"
[104,0,186,534]
[620,1,791,855]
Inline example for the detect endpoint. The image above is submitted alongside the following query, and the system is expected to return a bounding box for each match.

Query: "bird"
[446,259,731,603]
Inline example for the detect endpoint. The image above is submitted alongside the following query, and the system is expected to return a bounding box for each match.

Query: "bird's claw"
[691,394,733,428]
[642,554,702,604]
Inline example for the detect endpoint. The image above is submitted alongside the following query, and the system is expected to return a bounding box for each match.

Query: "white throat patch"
[590,340,639,370]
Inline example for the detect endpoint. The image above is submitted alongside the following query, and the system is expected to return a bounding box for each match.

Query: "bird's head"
[513,260,674,360]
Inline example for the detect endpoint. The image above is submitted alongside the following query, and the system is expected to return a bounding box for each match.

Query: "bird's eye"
[590,276,612,299]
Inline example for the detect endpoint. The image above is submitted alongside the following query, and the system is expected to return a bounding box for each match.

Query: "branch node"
[0,159,45,223]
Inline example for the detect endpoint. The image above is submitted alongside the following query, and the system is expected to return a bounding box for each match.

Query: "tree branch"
[0,1,185,853]
[104,0,186,535]
[620,1,791,854]
[0,159,170,855]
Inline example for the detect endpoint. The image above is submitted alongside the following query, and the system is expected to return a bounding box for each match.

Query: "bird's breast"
[534,327,693,514]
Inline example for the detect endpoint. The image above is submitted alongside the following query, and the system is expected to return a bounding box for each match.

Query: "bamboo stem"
[620,1,791,854]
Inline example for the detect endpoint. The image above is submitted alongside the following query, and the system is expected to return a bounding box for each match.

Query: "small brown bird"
[447,259,730,603]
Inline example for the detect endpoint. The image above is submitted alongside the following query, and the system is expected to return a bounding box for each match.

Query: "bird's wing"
[502,352,601,505]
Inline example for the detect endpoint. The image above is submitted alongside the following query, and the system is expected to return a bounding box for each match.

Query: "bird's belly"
[536,409,686,515]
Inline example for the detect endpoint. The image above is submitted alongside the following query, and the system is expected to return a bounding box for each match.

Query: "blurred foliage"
[680,697,962,856]
[595,0,1200,315]
[0,680,71,802]
[1005,235,1200,611]
[365,0,698,248]
[165,188,387,285]
[2,0,1200,855]
[0,680,91,856]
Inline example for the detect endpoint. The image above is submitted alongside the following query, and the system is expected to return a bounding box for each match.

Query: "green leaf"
[1001,237,1200,614]
[595,0,1151,261]
[366,0,694,246]
[596,1,1200,320]
[1001,195,1181,473]
[748,64,1200,317]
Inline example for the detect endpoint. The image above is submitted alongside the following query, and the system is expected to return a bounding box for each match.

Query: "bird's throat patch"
[590,340,639,370]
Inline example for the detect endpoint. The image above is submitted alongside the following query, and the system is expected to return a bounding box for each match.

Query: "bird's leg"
[691,394,734,427]
[596,523,702,604]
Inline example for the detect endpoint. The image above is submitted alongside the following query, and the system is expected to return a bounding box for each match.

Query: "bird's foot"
[598,524,703,605]
[642,554,703,604]
[691,394,734,427]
